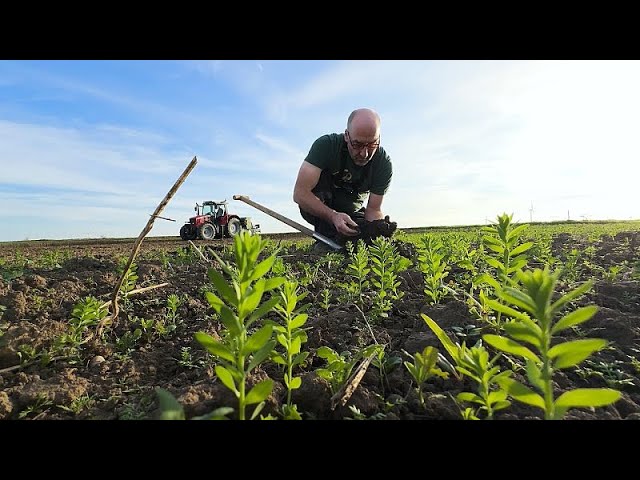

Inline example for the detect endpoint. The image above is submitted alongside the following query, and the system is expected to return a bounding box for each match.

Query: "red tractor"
[179,200,260,240]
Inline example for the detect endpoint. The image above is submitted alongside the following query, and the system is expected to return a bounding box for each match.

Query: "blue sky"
[1,60,639,242]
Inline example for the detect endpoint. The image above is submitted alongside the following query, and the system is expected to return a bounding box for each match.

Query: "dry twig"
[330,353,376,410]
[98,283,170,309]
[188,240,212,264]
[96,156,198,337]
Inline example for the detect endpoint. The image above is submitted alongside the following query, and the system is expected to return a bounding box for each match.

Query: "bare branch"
[97,156,198,337]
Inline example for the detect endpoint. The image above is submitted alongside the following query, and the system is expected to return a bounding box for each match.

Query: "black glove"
[364,215,397,241]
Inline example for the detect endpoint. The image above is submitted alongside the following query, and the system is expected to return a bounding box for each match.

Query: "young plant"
[176,346,207,370]
[369,236,412,318]
[166,293,182,329]
[403,346,448,407]
[54,296,109,358]
[315,344,382,395]
[195,231,285,420]
[602,264,624,282]
[483,267,621,419]
[319,288,331,311]
[345,239,370,307]
[371,345,403,395]
[271,279,311,420]
[480,213,533,285]
[475,213,534,329]
[417,234,449,304]
[422,314,512,419]
[117,258,138,298]
[561,248,581,284]
[135,316,155,342]
[115,328,142,355]
[58,395,94,415]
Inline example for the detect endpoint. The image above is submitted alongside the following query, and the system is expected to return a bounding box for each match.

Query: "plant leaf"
[195,332,235,362]
[555,388,621,408]
[215,365,238,395]
[457,392,484,405]
[208,268,238,307]
[246,379,274,405]
[549,339,608,369]
[247,297,281,327]
[497,377,545,409]
[247,340,276,373]
[156,388,185,420]
[242,324,273,355]
[289,376,302,390]
[551,306,598,335]
[290,313,308,330]
[483,334,541,363]
[249,256,277,282]
[421,314,459,361]
[550,280,593,315]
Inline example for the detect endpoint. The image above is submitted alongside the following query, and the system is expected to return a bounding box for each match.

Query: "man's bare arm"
[364,193,385,221]
[293,162,359,236]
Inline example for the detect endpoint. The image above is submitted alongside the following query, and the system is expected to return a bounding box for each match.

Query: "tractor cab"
[198,200,227,220]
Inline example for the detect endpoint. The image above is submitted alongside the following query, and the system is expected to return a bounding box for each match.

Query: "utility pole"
[529,201,534,222]
[567,210,570,221]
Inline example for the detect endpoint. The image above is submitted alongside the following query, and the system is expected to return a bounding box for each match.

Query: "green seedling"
[54,296,108,358]
[319,288,331,311]
[135,316,155,342]
[483,267,621,419]
[18,394,53,419]
[475,213,534,330]
[175,346,207,370]
[166,293,182,328]
[422,314,512,419]
[58,395,95,415]
[271,279,310,420]
[116,329,142,355]
[561,248,581,284]
[371,346,402,395]
[345,240,370,307]
[575,358,636,389]
[17,344,38,365]
[195,231,284,420]
[403,346,448,407]
[417,234,449,304]
[316,344,382,395]
[116,259,138,297]
[369,236,412,318]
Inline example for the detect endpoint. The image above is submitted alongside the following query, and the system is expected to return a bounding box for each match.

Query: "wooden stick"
[188,240,212,264]
[330,353,376,410]
[99,283,170,309]
[97,156,198,337]
[0,355,68,375]
[150,214,176,222]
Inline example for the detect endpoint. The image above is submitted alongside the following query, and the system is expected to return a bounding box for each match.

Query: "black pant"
[299,170,365,241]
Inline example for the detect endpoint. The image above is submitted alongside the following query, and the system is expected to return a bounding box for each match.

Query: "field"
[1,219,639,420]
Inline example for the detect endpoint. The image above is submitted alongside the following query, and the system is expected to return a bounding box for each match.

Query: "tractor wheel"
[227,217,242,237]
[199,223,217,240]
[179,224,190,240]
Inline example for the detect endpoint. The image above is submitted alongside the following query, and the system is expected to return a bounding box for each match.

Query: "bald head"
[347,108,381,137]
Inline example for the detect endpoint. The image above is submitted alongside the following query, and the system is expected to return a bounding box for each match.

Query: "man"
[293,108,396,250]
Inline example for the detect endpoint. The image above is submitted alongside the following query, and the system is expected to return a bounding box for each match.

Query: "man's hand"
[332,211,360,236]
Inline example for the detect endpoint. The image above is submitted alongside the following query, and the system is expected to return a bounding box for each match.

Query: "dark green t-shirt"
[303,133,393,213]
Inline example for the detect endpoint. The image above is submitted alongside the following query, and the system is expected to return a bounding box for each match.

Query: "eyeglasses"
[346,131,380,151]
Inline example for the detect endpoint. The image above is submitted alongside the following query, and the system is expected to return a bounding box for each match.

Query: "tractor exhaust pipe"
[232,195,343,251]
